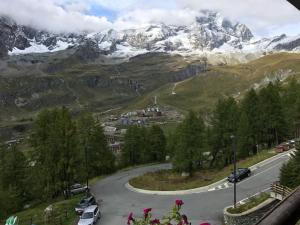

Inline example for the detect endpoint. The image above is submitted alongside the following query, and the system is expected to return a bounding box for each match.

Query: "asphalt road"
[91,153,291,225]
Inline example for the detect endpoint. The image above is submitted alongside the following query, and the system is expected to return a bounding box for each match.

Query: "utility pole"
[84,137,90,196]
[231,135,237,208]
[85,145,89,195]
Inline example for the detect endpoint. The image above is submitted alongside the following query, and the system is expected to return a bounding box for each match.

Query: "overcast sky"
[0,0,299,37]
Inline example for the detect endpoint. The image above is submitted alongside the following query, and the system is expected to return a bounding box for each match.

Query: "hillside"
[129,53,300,113]
[0,52,206,124]
[1,52,300,141]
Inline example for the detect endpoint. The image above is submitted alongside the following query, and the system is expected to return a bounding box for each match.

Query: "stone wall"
[224,198,279,225]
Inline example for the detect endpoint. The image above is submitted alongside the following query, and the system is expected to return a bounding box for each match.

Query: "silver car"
[70,183,89,195]
[78,205,101,225]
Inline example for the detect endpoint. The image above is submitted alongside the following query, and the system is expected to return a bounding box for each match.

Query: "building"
[103,126,126,155]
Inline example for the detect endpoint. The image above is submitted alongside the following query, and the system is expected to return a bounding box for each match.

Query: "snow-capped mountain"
[1,11,299,59]
[0,16,83,57]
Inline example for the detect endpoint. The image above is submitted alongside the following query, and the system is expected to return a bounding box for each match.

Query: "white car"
[78,205,101,225]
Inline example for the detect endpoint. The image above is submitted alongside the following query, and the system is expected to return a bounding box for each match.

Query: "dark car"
[228,168,251,183]
[75,195,97,215]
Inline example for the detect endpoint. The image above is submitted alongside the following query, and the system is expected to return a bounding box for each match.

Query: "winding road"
[91,151,292,225]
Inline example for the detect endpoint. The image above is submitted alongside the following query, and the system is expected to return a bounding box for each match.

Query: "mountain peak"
[0,13,299,59]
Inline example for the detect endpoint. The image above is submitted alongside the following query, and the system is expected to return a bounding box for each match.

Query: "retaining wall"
[224,198,279,225]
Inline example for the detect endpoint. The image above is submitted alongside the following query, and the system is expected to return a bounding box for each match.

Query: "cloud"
[92,0,176,11]
[92,0,139,11]
[176,0,300,36]
[63,1,91,13]
[0,0,299,36]
[0,0,111,33]
[113,8,199,30]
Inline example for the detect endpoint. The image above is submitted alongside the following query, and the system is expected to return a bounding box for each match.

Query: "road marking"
[236,187,271,205]
[208,159,287,191]
[207,182,232,192]
[236,158,289,187]
[288,151,296,158]
[125,150,293,195]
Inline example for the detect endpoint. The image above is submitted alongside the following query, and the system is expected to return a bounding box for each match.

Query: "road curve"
[91,153,291,225]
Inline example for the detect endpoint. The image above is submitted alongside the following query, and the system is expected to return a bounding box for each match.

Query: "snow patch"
[110,44,149,58]
[9,40,71,55]
[9,42,49,55]
[99,41,112,50]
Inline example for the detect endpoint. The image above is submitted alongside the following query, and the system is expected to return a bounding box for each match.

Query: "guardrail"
[256,185,300,225]
[270,181,292,200]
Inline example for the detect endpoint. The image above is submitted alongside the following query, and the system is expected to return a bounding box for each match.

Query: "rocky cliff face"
[1,11,299,59]
[0,51,207,122]
[274,37,300,51]
[0,16,81,58]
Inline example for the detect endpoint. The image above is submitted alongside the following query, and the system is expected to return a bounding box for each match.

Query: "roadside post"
[85,145,89,196]
[231,135,237,208]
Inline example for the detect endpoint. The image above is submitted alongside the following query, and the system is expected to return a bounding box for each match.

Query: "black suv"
[228,168,251,183]
[75,195,97,215]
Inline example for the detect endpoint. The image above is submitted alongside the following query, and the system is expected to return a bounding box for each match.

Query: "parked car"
[78,205,101,225]
[228,168,251,183]
[70,183,89,195]
[75,195,97,215]
[274,145,284,153]
[274,143,290,153]
[288,140,295,148]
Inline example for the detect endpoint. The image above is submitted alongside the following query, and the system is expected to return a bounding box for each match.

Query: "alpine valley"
[0,10,300,140]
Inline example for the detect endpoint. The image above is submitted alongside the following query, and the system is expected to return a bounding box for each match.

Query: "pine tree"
[173,111,206,175]
[240,88,261,154]
[282,78,300,138]
[0,145,27,194]
[210,97,239,167]
[166,128,181,158]
[237,112,253,159]
[258,83,288,147]
[30,107,80,199]
[84,123,115,176]
[0,145,27,215]
[77,113,95,181]
[122,125,145,166]
[55,107,79,198]
[280,139,300,188]
[146,125,166,162]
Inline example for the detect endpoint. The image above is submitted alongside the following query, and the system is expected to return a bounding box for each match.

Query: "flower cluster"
[127,200,211,225]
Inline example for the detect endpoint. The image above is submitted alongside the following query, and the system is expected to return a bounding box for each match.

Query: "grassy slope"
[7,194,84,225]
[1,53,300,140]
[129,149,276,191]
[129,53,300,113]
[227,193,270,214]
[0,53,194,124]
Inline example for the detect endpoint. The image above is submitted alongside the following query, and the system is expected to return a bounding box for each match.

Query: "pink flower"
[200,223,211,225]
[144,208,152,219]
[150,219,160,224]
[175,199,184,206]
[127,212,134,225]
[144,208,152,214]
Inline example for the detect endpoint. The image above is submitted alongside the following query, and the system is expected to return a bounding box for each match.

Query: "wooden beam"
[287,0,300,10]
[256,186,300,225]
